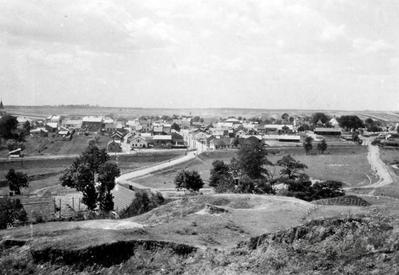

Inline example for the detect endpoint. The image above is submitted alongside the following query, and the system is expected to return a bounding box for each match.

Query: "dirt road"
[361,138,395,188]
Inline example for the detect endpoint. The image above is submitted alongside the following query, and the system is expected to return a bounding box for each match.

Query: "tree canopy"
[236,137,271,179]
[311,112,330,125]
[174,170,204,192]
[303,136,313,154]
[338,115,365,130]
[60,145,118,211]
[277,155,308,179]
[0,115,18,140]
[6,169,28,195]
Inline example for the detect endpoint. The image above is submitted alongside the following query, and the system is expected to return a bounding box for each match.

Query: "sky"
[0,0,398,110]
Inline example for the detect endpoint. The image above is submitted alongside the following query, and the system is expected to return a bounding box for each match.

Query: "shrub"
[119,191,165,218]
[175,170,204,192]
[0,198,28,229]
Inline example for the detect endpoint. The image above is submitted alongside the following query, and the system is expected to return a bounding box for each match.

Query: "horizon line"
[3,104,398,113]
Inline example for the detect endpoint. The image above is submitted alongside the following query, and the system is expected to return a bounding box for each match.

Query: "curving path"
[358,138,396,189]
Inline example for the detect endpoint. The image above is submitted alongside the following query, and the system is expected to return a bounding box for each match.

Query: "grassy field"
[135,145,372,189]
[0,151,184,194]
[380,148,399,176]
[0,134,111,158]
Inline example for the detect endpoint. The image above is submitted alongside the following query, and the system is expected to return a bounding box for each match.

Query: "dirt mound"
[245,217,393,249]
[313,195,371,207]
[31,239,197,268]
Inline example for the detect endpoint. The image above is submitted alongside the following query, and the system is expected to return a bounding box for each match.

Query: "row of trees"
[60,145,120,212]
[303,137,328,155]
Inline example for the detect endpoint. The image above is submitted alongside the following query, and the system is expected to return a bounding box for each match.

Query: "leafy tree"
[60,145,115,211]
[171,122,181,132]
[281,113,289,121]
[303,136,313,154]
[209,160,232,187]
[0,115,18,140]
[209,160,234,193]
[311,112,330,125]
[236,137,272,179]
[317,139,328,154]
[6,169,28,195]
[338,115,365,130]
[174,170,204,192]
[364,118,383,132]
[235,175,275,194]
[0,198,27,229]
[97,162,120,212]
[81,145,110,172]
[297,124,311,132]
[277,155,308,179]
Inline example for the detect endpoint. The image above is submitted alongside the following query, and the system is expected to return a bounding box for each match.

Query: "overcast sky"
[0,0,398,110]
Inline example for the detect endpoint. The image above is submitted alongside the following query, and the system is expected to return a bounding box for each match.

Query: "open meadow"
[134,144,373,189]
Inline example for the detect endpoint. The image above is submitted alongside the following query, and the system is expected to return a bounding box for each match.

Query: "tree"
[281,113,289,121]
[174,170,204,192]
[317,139,328,154]
[209,160,231,186]
[277,155,308,179]
[236,137,272,179]
[338,115,365,130]
[209,160,234,192]
[311,112,330,125]
[6,169,28,195]
[0,115,18,140]
[60,145,116,211]
[365,118,383,132]
[171,122,181,132]
[97,162,120,212]
[297,124,311,132]
[303,136,313,154]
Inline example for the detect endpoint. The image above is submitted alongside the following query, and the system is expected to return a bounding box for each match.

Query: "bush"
[174,170,204,192]
[119,191,165,218]
[0,198,28,229]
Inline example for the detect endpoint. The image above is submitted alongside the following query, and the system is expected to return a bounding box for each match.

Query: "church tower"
[0,99,3,109]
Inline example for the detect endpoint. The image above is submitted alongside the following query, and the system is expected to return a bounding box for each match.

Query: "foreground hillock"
[2,212,399,274]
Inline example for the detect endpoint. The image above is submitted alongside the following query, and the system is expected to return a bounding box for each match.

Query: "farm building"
[131,136,150,148]
[82,116,104,132]
[104,118,116,132]
[45,122,58,133]
[314,127,342,136]
[30,127,48,137]
[153,135,172,147]
[63,119,82,129]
